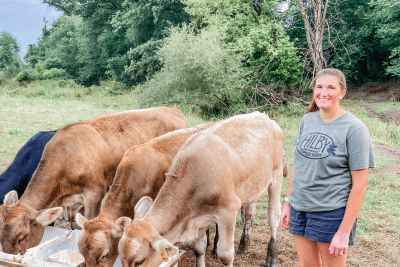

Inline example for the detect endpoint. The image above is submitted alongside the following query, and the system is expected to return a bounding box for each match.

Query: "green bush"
[271,99,306,118]
[90,80,129,96]
[42,68,70,80]
[135,25,250,117]
[14,61,70,83]
[14,70,35,82]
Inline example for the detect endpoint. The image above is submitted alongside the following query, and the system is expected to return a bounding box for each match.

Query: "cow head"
[76,213,121,267]
[0,191,63,255]
[116,197,178,267]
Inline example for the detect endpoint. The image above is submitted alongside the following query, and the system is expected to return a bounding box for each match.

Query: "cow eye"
[135,260,144,266]
[17,235,27,244]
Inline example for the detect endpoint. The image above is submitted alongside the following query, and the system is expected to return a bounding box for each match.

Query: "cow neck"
[101,192,136,223]
[145,175,194,237]
[102,163,150,222]
[19,162,61,210]
[90,212,114,230]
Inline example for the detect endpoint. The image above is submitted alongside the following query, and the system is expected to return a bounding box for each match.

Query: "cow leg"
[193,234,207,267]
[237,202,256,254]
[206,228,210,248]
[240,206,245,225]
[264,171,283,267]
[216,202,240,267]
[212,223,219,259]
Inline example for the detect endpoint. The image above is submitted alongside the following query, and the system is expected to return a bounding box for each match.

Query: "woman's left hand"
[329,230,349,256]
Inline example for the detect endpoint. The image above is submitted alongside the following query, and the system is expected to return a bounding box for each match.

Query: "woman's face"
[313,75,346,110]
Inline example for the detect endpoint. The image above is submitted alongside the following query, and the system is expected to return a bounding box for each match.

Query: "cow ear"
[36,207,63,226]
[75,213,88,228]
[112,217,132,238]
[4,190,18,206]
[0,205,4,222]
[151,236,179,258]
[134,196,153,220]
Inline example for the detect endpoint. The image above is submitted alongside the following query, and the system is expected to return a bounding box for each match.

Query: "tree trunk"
[297,0,329,76]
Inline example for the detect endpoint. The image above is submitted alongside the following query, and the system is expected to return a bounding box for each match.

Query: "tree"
[283,0,389,84]
[24,18,51,67]
[297,0,329,75]
[369,0,400,78]
[0,31,21,71]
[38,0,190,85]
[110,0,190,85]
[42,0,77,15]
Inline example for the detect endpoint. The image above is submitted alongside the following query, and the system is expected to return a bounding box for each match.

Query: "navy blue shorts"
[289,206,356,245]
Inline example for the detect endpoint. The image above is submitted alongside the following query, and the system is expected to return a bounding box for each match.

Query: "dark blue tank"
[0,131,56,204]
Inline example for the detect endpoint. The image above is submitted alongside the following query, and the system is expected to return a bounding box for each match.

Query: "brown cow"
[74,122,215,267]
[0,106,187,255]
[114,111,286,267]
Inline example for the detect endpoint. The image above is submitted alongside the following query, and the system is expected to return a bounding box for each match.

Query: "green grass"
[372,153,393,171]
[374,106,390,114]
[359,171,400,264]
[342,99,400,149]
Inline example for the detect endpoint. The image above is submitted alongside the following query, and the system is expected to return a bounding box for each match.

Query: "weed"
[374,106,390,114]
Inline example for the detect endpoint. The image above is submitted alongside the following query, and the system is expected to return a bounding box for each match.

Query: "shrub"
[90,80,129,96]
[14,70,35,82]
[14,61,70,83]
[135,25,249,117]
[42,68,70,80]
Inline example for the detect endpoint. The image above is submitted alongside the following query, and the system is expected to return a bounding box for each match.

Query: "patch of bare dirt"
[178,219,298,267]
[345,80,400,103]
[371,144,400,177]
[363,106,400,123]
[345,80,400,123]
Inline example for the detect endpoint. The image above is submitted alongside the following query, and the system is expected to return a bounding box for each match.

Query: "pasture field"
[0,82,399,266]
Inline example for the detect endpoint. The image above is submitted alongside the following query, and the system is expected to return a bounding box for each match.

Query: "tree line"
[1,0,399,115]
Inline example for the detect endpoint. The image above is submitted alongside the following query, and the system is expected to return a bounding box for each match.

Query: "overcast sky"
[0,0,63,58]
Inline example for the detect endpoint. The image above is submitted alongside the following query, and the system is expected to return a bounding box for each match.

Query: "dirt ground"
[53,81,400,267]
[346,80,400,122]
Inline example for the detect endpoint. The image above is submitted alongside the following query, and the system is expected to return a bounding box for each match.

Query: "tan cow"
[74,122,215,267]
[114,111,286,267]
[0,107,187,255]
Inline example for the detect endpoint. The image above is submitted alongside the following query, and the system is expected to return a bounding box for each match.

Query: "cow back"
[160,112,284,214]
[20,106,187,209]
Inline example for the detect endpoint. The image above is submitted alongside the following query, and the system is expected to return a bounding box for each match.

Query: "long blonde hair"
[306,68,347,114]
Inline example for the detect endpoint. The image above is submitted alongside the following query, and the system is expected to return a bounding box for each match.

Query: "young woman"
[280,68,375,267]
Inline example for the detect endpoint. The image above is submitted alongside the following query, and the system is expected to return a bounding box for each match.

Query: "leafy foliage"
[183,0,302,84]
[14,61,70,82]
[369,0,400,78]
[0,31,21,76]
[282,0,400,84]
[123,39,164,85]
[109,0,190,84]
[135,25,249,117]
[25,0,190,86]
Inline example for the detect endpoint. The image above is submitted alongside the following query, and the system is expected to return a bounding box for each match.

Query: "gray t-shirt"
[290,111,375,212]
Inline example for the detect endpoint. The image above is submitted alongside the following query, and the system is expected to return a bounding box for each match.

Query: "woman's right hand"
[280,202,290,229]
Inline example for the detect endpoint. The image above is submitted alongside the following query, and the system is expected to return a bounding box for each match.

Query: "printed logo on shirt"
[296,132,337,159]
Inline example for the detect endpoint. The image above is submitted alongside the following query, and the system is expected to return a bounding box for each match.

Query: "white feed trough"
[0,227,186,266]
